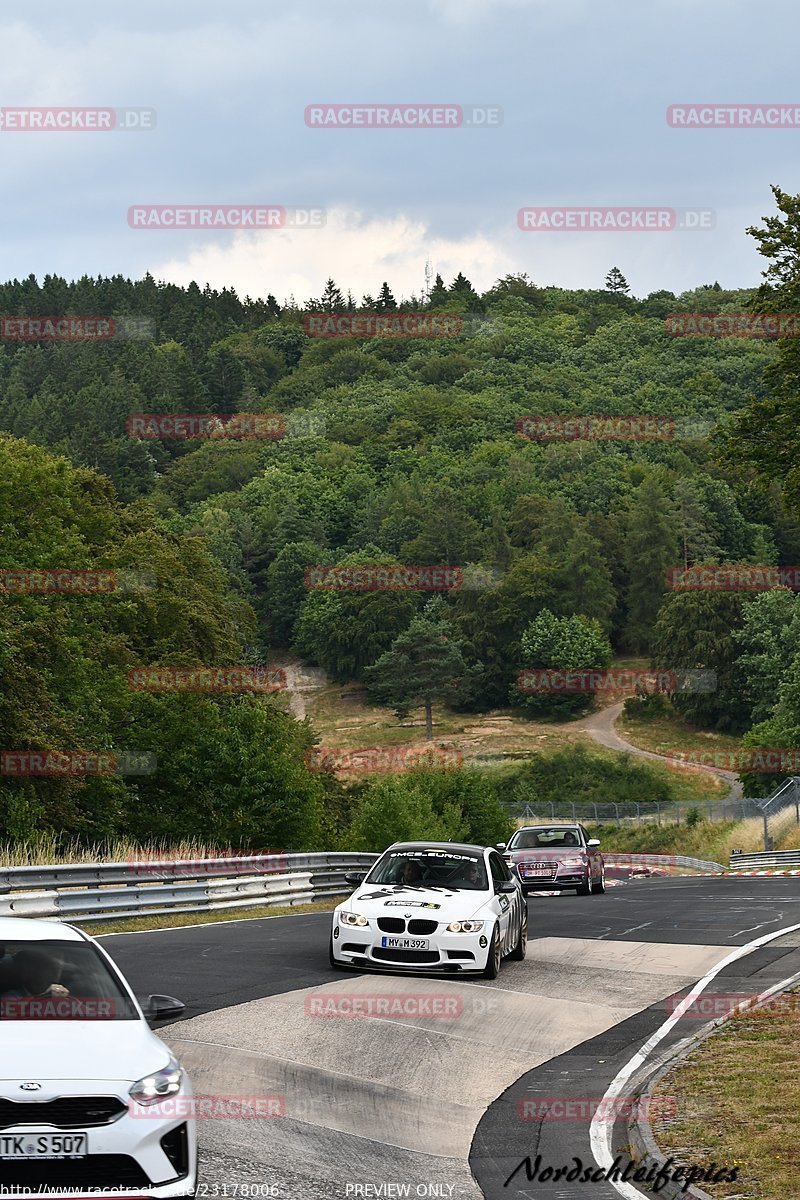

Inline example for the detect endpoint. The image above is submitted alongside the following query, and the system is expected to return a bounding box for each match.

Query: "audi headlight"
[561,857,586,868]
[340,911,368,927]
[129,1057,184,1106]
[447,920,484,933]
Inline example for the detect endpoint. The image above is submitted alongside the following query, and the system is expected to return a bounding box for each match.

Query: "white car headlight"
[340,911,369,927]
[129,1057,184,1106]
[446,920,484,933]
[561,857,586,868]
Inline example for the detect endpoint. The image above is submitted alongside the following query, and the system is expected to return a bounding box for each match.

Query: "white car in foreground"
[330,841,526,978]
[0,917,197,1196]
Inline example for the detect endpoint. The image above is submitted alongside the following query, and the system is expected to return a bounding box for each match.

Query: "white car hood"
[343,883,489,922]
[0,1021,172,1084]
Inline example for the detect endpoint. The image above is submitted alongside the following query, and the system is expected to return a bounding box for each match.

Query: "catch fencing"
[513,799,761,826]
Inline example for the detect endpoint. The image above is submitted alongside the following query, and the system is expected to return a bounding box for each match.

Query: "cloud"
[147,207,516,303]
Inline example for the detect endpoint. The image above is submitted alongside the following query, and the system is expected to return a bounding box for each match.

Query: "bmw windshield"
[366,850,488,891]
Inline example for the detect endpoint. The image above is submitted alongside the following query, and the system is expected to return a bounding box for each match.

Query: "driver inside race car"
[563,831,578,846]
[396,859,423,885]
[453,860,482,888]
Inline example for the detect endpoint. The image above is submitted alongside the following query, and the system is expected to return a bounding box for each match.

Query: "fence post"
[763,811,771,852]
[614,804,621,827]
[795,779,800,826]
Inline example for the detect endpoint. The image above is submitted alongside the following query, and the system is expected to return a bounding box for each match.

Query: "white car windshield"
[0,940,139,1020]
[367,851,488,891]
[509,828,582,850]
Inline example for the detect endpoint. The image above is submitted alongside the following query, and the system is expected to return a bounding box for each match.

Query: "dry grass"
[0,837,230,869]
[653,992,800,1198]
[618,709,743,762]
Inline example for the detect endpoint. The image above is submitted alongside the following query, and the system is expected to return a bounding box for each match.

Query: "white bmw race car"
[329,841,527,978]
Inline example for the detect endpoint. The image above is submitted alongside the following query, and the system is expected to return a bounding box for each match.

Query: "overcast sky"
[1,0,798,303]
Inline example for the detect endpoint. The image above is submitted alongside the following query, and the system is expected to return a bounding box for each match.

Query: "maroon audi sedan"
[498,824,605,896]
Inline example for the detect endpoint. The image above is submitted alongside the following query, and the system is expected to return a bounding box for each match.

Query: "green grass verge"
[653,990,800,1198]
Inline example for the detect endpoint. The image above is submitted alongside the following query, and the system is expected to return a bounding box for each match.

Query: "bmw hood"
[341,883,488,922]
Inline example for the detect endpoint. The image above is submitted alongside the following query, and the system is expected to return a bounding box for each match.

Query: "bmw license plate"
[381,936,429,950]
[0,1132,88,1159]
[521,862,553,877]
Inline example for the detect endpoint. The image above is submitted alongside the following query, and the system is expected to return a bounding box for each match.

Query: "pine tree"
[559,524,616,631]
[428,274,448,309]
[364,597,479,739]
[375,282,398,311]
[624,475,678,653]
[605,266,630,294]
[320,278,346,312]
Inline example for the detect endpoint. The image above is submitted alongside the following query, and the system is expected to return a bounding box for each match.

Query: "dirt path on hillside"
[560,701,744,800]
[278,660,329,721]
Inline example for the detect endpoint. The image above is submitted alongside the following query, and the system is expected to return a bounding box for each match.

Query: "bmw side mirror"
[344,871,366,887]
[496,843,506,851]
[497,881,518,894]
[144,994,185,1025]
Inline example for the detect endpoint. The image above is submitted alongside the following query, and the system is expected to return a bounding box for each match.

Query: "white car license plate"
[0,1132,88,1159]
[381,936,429,950]
[521,862,553,877]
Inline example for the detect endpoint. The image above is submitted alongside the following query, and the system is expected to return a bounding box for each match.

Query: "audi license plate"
[521,862,554,877]
[381,936,429,950]
[0,1132,88,1159]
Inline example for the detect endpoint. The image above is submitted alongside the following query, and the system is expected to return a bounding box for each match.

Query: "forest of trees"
[5,187,800,848]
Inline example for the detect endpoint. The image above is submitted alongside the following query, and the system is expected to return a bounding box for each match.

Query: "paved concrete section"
[163,935,731,1194]
[101,877,800,1197]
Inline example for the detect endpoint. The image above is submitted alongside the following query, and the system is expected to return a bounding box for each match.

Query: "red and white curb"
[726,868,800,876]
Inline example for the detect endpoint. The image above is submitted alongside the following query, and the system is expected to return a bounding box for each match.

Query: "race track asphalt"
[100,875,800,1199]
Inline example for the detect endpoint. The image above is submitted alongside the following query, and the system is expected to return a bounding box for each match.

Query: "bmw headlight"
[340,911,369,927]
[446,920,484,933]
[129,1057,184,1106]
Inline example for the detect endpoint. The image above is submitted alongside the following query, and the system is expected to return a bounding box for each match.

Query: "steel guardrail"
[728,848,800,869]
[0,852,379,922]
